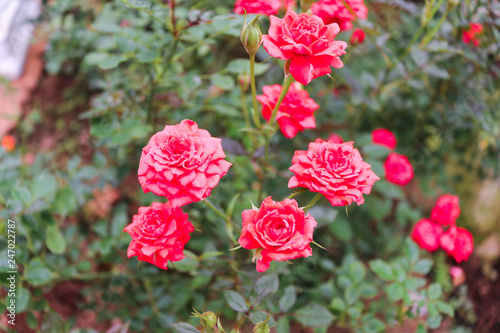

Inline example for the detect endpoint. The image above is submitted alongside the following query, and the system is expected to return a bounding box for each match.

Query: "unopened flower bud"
[200,311,217,329]
[238,73,250,91]
[240,15,262,56]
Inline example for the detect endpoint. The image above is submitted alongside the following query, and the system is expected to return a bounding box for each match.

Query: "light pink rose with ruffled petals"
[138,119,232,207]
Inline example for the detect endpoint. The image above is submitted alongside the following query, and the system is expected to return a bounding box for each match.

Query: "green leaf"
[45,225,66,254]
[224,290,248,312]
[404,239,419,264]
[53,187,77,216]
[295,304,335,328]
[344,285,360,305]
[172,322,201,333]
[31,175,58,200]
[330,298,346,311]
[111,204,128,237]
[254,274,279,299]
[211,74,235,90]
[386,283,404,301]
[16,287,30,313]
[426,315,442,329]
[435,301,454,317]
[328,216,352,242]
[416,323,426,333]
[226,59,270,76]
[249,311,275,327]
[428,283,442,300]
[279,286,296,312]
[11,186,31,206]
[359,284,378,299]
[276,317,290,333]
[347,306,362,319]
[25,261,52,287]
[404,277,427,290]
[363,144,390,158]
[337,274,352,289]
[175,251,199,272]
[369,260,395,281]
[413,259,433,274]
[99,55,127,70]
[392,262,407,282]
[348,261,366,284]
[362,318,386,333]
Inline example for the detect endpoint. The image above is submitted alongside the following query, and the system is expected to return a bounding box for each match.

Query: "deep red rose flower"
[328,133,343,144]
[234,0,295,15]
[311,0,368,30]
[372,128,396,149]
[262,9,347,85]
[138,120,232,208]
[411,219,443,252]
[440,226,473,263]
[384,152,414,186]
[238,196,317,272]
[1,135,15,152]
[124,202,194,270]
[462,23,483,46]
[257,82,319,138]
[289,139,379,206]
[431,194,460,225]
[350,29,365,45]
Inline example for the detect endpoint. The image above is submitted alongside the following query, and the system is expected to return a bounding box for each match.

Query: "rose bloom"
[124,202,194,270]
[462,23,483,46]
[431,194,460,225]
[234,0,295,15]
[440,226,473,263]
[1,135,15,152]
[138,119,232,208]
[262,9,347,85]
[289,139,380,206]
[257,82,319,138]
[328,133,343,144]
[411,219,443,252]
[311,0,368,30]
[350,29,365,45]
[372,128,396,150]
[384,152,414,186]
[238,196,317,272]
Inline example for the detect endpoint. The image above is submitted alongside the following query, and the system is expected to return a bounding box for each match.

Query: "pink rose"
[411,219,443,252]
[238,197,317,272]
[384,152,414,186]
[311,0,368,30]
[257,82,319,138]
[124,202,194,270]
[262,9,347,85]
[234,0,295,15]
[431,194,460,225]
[350,29,365,45]
[462,23,483,46]
[328,133,343,144]
[372,128,397,149]
[288,139,380,206]
[138,120,232,207]
[440,226,473,263]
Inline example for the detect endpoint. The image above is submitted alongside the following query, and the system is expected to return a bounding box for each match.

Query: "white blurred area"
[0,0,41,80]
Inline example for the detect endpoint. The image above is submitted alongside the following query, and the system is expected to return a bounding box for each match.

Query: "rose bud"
[240,15,263,56]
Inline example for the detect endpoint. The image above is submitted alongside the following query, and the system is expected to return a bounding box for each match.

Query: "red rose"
[327,133,343,144]
[1,135,15,152]
[350,29,365,45]
[124,202,194,270]
[311,0,368,30]
[384,152,414,186]
[411,219,443,252]
[257,82,319,138]
[440,226,473,263]
[431,194,460,225]
[138,120,232,207]
[462,23,483,46]
[262,9,347,85]
[238,197,317,272]
[234,0,295,15]
[288,139,379,206]
[372,128,396,149]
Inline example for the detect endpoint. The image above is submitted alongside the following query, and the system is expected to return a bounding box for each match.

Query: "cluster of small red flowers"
[462,23,483,46]
[371,128,414,186]
[411,195,473,263]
